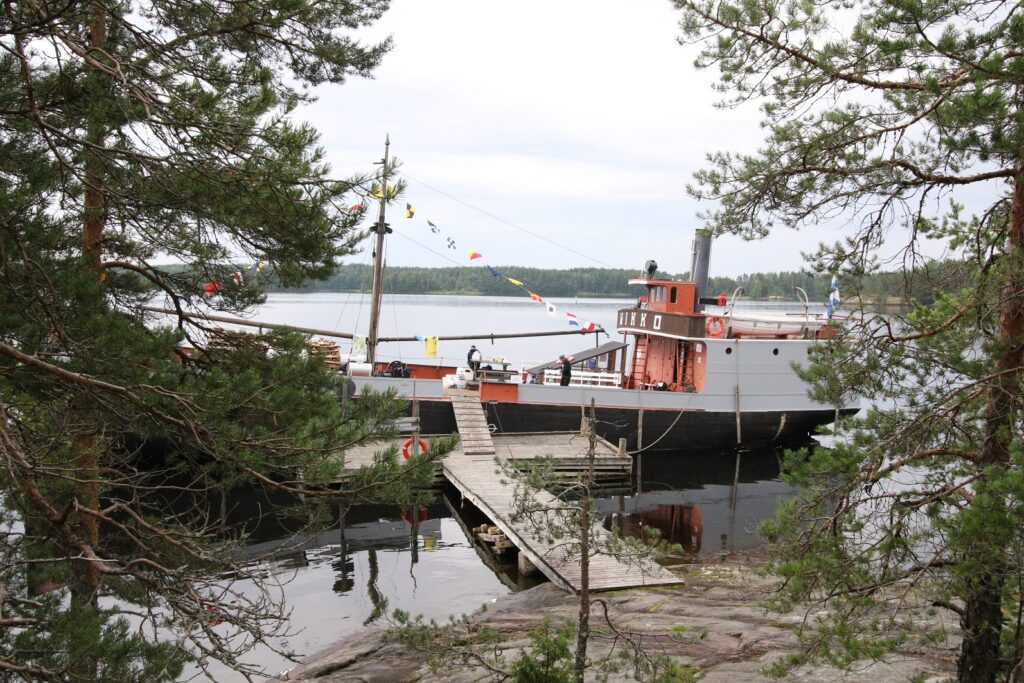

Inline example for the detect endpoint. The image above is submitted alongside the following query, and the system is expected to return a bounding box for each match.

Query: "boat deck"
[331,431,631,486]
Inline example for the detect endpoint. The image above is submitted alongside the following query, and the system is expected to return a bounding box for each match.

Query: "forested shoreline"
[255,260,965,304]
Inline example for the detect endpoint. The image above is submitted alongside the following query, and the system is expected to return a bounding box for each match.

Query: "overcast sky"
[296,0,857,278]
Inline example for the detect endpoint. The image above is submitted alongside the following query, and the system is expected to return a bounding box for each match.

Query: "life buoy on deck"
[401,437,429,460]
[706,316,725,338]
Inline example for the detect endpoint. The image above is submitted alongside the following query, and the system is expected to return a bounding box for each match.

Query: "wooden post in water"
[410,504,420,565]
[734,386,743,445]
[411,399,420,457]
[730,449,742,510]
[517,550,538,577]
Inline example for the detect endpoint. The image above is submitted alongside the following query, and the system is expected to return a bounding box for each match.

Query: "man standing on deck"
[558,355,572,386]
[468,345,482,375]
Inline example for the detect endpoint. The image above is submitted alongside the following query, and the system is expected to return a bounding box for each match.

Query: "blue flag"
[826,276,841,318]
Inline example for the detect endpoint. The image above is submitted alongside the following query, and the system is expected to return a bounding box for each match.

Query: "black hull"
[414,399,854,452]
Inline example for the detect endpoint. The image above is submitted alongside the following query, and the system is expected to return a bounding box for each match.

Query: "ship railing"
[539,369,621,387]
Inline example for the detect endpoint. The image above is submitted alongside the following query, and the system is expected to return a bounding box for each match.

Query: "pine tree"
[0,1,449,678]
[672,0,1024,680]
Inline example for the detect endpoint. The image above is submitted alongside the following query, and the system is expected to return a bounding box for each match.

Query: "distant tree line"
[252,261,962,304]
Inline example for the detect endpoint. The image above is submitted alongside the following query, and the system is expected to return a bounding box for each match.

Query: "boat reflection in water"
[595,443,799,561]
[202,442,800,680]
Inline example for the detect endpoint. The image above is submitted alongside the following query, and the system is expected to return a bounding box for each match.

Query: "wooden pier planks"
[447,388,496,455]
[443,454,681,593]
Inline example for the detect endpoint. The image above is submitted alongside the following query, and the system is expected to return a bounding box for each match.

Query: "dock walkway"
[444,452,680,592]
[330,386,679,592]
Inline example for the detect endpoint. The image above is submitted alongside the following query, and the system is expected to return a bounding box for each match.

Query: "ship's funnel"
[689,229,713,310]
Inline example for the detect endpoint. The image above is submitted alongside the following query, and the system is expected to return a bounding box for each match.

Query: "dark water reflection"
[597,446,796,560]
[205,443,796,680]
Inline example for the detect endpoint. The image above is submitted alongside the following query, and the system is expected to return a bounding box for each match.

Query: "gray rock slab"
[274,563,958,683]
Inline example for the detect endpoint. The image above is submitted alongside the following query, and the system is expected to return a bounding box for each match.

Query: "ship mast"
[366,135,390,368]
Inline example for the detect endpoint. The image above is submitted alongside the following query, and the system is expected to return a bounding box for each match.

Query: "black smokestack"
[689,228,712,311]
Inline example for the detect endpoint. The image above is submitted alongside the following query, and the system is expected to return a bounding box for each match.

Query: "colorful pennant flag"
[232,271,244,285]
[425,336,438,358]
[398,194,605,336]
[203,281,220,295]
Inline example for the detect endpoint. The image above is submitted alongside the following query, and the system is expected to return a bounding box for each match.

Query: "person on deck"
[468,345,482,375]
[558,354,572,386]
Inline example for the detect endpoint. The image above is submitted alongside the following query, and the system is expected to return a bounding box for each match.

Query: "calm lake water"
[235,291,830,370]
[184,293,810,681]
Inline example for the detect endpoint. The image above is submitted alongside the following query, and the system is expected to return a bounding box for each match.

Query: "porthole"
[772,348,779,356]
[725,347,733,355]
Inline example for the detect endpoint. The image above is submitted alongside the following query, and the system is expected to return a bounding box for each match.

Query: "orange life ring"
[706,316,725,338]
[400,504,429,524]
[401,437,428,460]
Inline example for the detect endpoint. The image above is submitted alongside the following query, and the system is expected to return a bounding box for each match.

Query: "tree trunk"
[70,6,107,679]
[574,401,598,682]
[958,163,1024,682]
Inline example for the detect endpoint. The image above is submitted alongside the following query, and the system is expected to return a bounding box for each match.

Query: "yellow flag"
[425,336,438,358]
[506,277,523,287]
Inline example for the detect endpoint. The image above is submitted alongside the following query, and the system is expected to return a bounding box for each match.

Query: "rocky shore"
[274,560,958,682]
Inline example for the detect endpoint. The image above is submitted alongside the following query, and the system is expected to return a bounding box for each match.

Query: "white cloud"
[297,0,851,277]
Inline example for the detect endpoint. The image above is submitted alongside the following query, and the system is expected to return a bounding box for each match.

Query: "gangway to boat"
[446,387,496,455]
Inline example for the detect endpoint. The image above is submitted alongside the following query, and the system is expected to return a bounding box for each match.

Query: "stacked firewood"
[474,524,514,555]
[308,339,342,370]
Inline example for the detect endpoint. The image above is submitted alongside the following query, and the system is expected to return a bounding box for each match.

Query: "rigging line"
[387,240,404,363]
[331,248,370,335]
[338,246,375,345]
[394,230,610,334]
[393,230,474,268]
[402,172,617,269]
[625,393,695,456]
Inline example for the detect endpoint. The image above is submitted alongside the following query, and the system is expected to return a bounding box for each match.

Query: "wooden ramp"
[444,454,681,593]
[446,388,495,455]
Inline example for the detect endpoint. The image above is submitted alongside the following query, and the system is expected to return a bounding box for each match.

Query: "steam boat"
[346,229,860,452]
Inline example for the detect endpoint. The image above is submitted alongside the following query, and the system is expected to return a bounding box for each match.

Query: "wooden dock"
[326,387,679,592]
[444,453,680,592]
